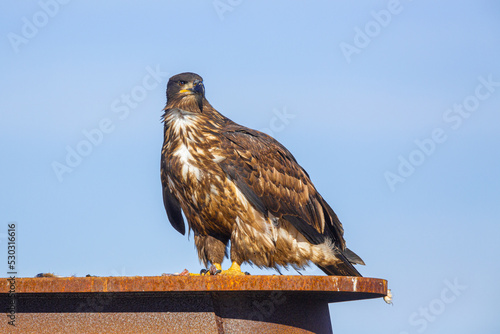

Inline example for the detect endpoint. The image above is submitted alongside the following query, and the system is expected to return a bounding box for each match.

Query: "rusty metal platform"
[1,275,388,333]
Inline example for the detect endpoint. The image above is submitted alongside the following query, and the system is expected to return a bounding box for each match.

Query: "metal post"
[1,275,388,333]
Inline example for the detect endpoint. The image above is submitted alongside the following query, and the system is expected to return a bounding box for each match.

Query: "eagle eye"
[178,80,187,86]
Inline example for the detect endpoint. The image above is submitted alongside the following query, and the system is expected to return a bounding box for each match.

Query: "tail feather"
[318,247,364,276]
[345,247,365,265]
[318,261,362,277]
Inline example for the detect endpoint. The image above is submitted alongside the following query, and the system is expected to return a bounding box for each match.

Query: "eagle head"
[166,72,205,111]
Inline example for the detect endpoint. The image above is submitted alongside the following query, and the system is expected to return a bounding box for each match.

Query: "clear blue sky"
[1,1,499,333]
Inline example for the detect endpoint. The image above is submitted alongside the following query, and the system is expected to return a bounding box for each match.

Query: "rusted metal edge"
[1,275,387,299]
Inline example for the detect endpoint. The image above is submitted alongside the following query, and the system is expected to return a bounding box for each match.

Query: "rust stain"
[2,275,387,299]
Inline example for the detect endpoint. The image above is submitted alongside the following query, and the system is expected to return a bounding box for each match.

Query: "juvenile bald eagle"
[161,72,364,276]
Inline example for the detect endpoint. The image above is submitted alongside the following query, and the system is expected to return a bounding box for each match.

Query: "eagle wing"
[160,134,185,235]
[219,123,347,250]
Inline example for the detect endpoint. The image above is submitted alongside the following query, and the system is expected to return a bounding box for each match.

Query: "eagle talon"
[200,269,208,275]
[244,272,251,275]
[208,264,220,275]
[211,261,247,276]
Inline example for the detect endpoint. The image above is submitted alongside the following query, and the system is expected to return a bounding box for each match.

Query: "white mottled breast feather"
[167,109,197,134]
[174,144,203,182]
[168,110,204,182]
[174,144,193,163]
